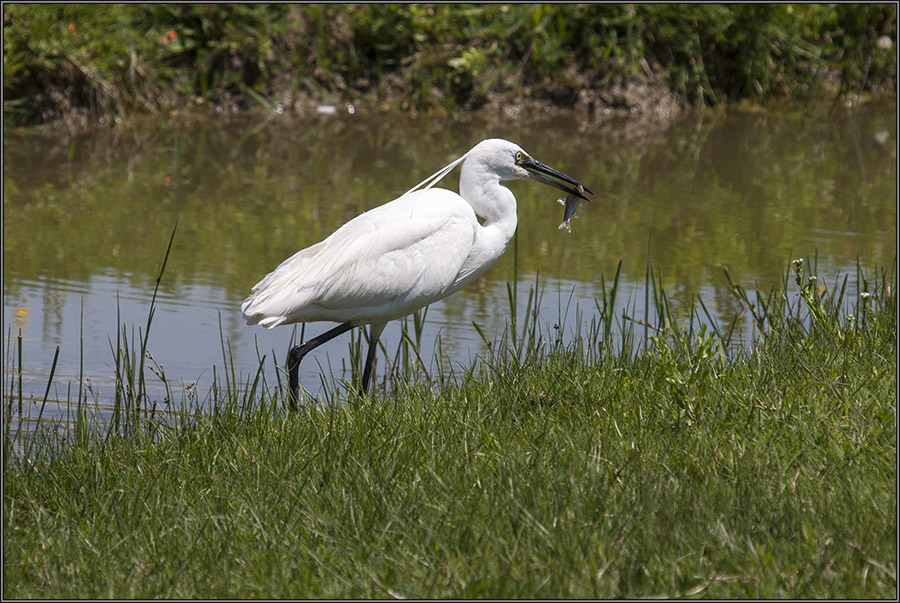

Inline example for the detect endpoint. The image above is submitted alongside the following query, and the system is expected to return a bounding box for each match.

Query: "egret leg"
[287,321,355,410]
[360,322,387,393]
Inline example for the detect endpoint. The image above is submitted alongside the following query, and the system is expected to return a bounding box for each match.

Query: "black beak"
[519,157,593,201]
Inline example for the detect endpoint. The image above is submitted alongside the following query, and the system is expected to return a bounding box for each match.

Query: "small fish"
[558,184,585,233]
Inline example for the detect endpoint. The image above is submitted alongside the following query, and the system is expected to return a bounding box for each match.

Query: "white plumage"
[241,138,591,404]
[242,188,490,326]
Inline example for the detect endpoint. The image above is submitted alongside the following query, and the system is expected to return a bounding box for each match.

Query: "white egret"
[241,138,592,407]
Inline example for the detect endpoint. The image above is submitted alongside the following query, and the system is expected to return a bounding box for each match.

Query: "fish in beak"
[516,154,592,232]
[558,185,585,233]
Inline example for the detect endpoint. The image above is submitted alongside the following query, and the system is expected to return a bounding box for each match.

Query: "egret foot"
[286,321,387,410]
[287,322,354,410]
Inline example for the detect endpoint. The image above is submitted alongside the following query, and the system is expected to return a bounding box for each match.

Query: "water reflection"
[3,102,896,418]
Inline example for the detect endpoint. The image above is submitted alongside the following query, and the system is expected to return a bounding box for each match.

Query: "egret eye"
[515,151,524,163]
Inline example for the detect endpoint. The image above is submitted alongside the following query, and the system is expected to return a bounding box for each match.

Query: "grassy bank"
[4,4,896,126]
[3,253,896,598]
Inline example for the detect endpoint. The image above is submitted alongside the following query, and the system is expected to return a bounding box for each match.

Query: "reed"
[2,241,895,598]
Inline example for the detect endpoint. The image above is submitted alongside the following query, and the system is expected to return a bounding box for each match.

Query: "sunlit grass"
[3,247,896,598]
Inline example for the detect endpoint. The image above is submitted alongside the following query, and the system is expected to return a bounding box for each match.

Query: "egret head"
[469,139,592,202]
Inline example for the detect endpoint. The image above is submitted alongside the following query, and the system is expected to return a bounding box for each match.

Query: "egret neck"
[459,152,519,271]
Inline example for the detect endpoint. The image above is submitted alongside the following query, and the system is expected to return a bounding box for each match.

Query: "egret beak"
[519,157,593,201]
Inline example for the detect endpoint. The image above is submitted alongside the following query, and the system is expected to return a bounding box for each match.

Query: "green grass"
[4,4,896,125]
[3,242,896,597]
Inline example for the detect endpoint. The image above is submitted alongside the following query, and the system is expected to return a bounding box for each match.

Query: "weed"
[2,231,895,598]
[3,4,895,125]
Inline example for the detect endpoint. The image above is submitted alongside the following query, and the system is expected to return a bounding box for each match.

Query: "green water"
[3,102,896,411]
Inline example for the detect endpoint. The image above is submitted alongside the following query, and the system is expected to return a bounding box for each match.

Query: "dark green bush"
[3,3,895,124]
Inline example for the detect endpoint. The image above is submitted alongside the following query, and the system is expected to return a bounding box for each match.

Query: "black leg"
[287,321,355,410]
[360,322,387,393]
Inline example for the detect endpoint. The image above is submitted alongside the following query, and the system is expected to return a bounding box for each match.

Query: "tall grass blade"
[136,220,178,418]
[24,345,60,459]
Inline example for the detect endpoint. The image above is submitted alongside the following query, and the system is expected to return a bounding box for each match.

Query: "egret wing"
[242,189,477,327]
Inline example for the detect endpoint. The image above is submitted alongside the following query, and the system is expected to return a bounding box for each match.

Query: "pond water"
[3,101,896,423]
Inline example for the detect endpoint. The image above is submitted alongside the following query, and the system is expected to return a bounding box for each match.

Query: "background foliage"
[4,3,896,124]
